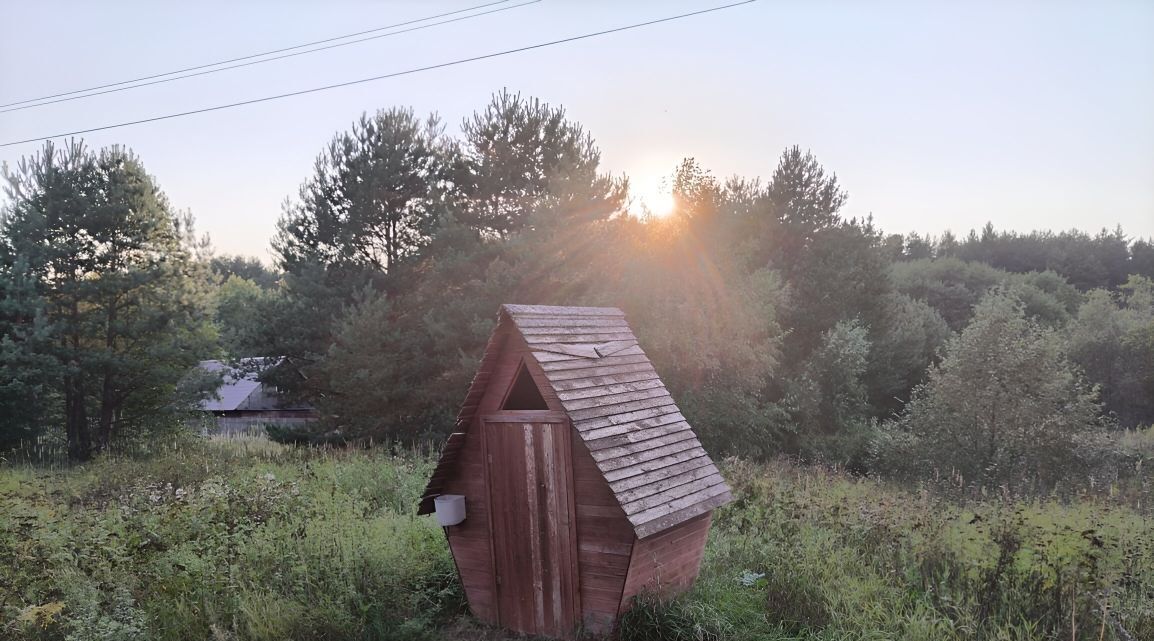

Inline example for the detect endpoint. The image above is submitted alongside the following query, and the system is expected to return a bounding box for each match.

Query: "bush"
[874,291,1108,493]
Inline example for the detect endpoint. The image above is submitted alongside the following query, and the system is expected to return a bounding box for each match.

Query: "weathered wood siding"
[441,427,496,622]
[571,432,633,633]
[424,305,731,540]
[619,513,713,612]
[485,419,579,637]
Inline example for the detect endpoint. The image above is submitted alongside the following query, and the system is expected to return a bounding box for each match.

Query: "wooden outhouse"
[418,304,732,638]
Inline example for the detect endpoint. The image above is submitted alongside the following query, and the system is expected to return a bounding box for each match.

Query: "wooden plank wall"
[570,432,634,633]
[618,513,713,613]
[481,327,566,415]
[442,427,497,623]
[498,328,640,634]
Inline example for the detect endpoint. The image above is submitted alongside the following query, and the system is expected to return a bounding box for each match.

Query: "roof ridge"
[502,303,625,316]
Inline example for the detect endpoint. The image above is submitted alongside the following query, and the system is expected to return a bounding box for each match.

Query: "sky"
[2,0,1152,260]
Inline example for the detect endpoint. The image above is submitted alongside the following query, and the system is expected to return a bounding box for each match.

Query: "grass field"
[2,435,1152,640]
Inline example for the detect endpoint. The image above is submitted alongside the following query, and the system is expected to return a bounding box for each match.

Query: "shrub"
[874,291,1108,493]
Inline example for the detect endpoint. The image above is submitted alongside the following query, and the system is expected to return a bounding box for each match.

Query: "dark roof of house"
[197,357,310,412]
[421,304,732,539]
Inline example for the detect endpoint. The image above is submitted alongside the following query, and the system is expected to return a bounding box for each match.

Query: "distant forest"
[3,90,1152,494]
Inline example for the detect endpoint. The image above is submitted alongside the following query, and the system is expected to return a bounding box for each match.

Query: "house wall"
[442,426,498,622]
[571,431,634,633]
[618,512,713,612]
[204,411,317,435]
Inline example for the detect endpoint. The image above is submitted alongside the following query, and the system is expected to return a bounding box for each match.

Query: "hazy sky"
[2,0,1152,260]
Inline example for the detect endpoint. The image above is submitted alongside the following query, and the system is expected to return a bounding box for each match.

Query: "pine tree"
[1,140,215,458]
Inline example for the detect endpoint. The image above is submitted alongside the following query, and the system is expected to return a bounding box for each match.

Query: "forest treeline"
[2,91,1152,493]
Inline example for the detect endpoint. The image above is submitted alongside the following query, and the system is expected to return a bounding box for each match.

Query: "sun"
[645,190,675,218]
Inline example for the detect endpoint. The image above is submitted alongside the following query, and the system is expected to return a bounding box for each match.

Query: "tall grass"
[1,435,461,641]
[620,459,1154,641]
[3,437,1152,640]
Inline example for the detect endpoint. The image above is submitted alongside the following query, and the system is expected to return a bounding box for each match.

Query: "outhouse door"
[482,413,580,638]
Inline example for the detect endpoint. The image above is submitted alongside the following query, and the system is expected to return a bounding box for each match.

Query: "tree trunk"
[64,371,91,461]
[96,298,118,451]
[65,294,91,462]
[97,375,115,452]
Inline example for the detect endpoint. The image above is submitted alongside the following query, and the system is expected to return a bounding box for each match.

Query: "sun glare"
[646,191,675,218]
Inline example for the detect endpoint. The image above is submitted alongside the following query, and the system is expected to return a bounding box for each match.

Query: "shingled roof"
[420,304,732,539]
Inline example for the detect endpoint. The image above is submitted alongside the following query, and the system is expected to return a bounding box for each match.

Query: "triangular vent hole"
[502,363,548,410]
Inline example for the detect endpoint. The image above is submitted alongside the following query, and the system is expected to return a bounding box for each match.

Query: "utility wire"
[0,0,757,149]
[0,0,514,110]
[0,0,540,114]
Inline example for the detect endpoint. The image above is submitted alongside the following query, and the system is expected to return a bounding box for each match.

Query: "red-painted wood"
[570,431,633,634]
[443,427,496,623]
[484,418,579,638]
[618,513,713,613]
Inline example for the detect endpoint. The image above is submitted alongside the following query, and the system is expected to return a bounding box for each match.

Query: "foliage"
[274,107,459,277]
[692,459,1154,641]
[213,275,277,358]
[459,89,620,237]
[892,258,1012,331]
[9,93,1153,500]
[779,219,893,362]
[790,319,873,466]
[618,591,731,641]
[0,140,216,459]
[0,257,57,450]
[1003,269,1084,327]
[875,292,1108,491]
[863,292,952,417]
[1067,276,1154,429]
[311,288,434,442]
[596,213,786,456]
[893,224,1149,291]
[765,145,848,257]
[210,255,279,290]
[241,92,1152,471]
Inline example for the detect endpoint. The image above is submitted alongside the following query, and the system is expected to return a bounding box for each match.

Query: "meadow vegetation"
[3,436,1151,641]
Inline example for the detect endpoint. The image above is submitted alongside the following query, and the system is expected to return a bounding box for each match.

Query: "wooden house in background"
[418,304,732,638]
[196,358,316,434]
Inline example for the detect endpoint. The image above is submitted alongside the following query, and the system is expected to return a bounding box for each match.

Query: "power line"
[0,0,514,110]
[0,0,541,114]
[0,0,757,149]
